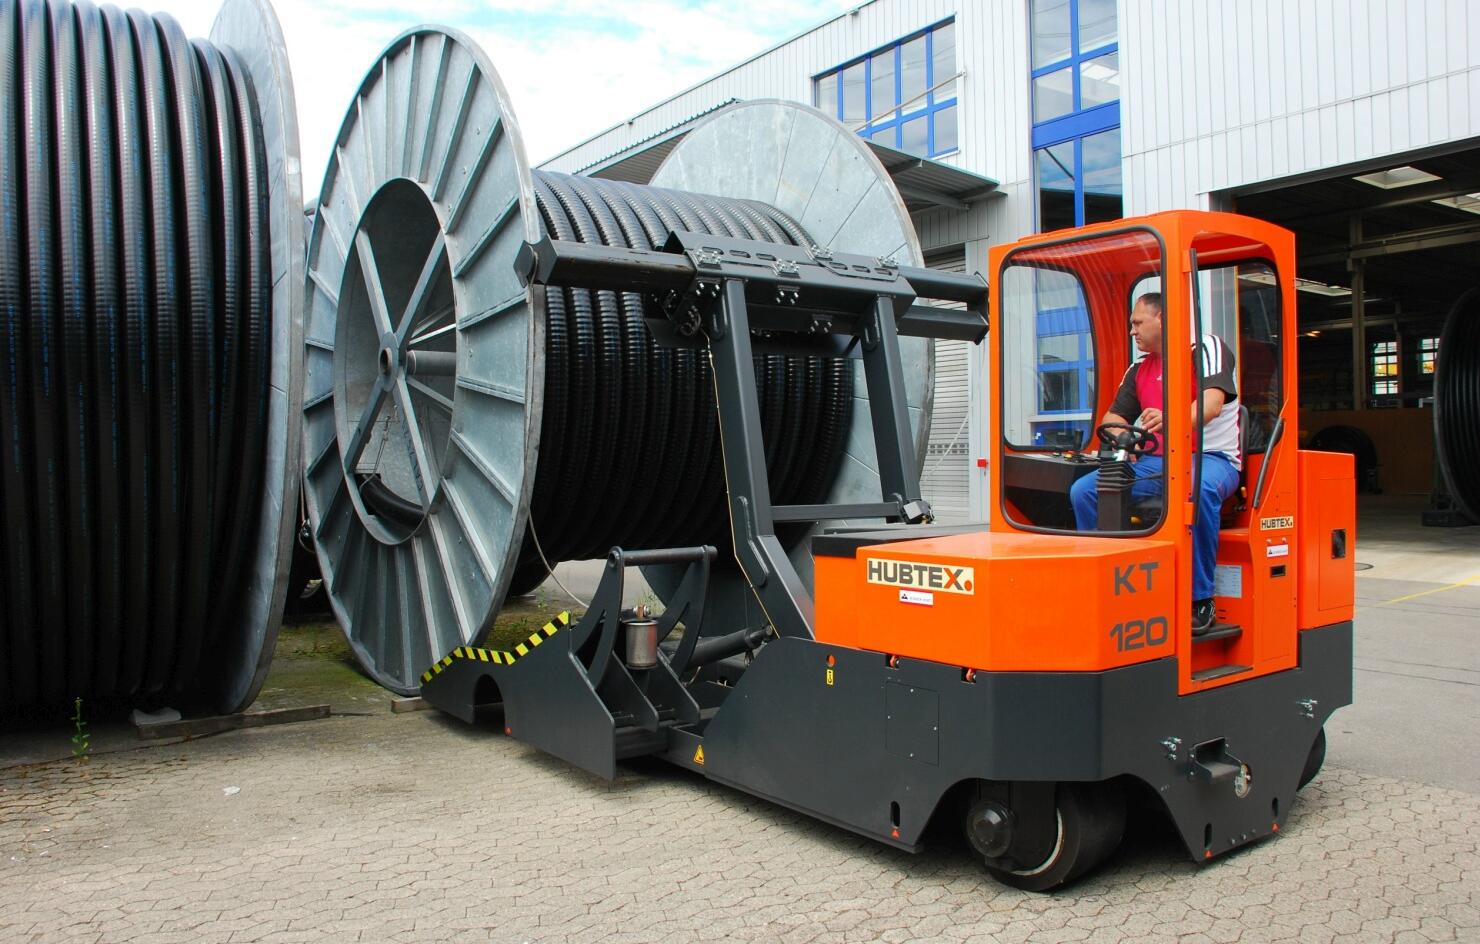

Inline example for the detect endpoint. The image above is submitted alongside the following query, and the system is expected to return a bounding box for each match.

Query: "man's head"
[1131,292,1164,356]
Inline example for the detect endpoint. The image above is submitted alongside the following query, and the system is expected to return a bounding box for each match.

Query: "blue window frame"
[1031,0,1122,231]
[813,20,958,159]
[1031,306,1095,446]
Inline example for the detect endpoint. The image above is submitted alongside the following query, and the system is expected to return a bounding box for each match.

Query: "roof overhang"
[563,109,1000,214]
[863,141,1000,212]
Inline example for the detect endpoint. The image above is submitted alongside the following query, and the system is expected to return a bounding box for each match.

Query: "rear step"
[1192,663,1252,682]
[1193,623,1242,643]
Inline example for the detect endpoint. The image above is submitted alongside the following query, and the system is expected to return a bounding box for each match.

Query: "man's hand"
[1137,407,1164,434]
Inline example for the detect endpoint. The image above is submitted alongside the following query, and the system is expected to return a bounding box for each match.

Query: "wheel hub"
[966,799,1015,859]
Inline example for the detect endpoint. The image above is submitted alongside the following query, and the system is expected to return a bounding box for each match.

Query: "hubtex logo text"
[866,558,975,595]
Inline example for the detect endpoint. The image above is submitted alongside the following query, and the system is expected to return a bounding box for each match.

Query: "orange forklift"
[425,210,1354,890]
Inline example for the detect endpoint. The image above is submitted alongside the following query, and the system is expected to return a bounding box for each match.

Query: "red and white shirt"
[1109,334,1241,469]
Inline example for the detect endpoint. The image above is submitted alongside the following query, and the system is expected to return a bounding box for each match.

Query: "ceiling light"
[1294,278,1352,297]
[1352,166,1442,189]
[1238,271,1352,296]
[1431,192,1480,215]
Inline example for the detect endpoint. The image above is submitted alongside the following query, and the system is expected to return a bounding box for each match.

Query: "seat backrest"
[1221,403,1253,522]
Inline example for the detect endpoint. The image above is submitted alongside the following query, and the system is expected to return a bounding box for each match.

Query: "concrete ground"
[1,494,1477,943]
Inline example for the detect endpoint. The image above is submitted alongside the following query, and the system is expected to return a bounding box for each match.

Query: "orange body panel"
[1297,450,1357,628]
[814,531,1176,672]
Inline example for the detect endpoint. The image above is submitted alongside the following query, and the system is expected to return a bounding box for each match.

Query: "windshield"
[998,228,1165,535]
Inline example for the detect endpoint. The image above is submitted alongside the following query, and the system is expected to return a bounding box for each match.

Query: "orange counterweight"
[815,530,1177,673]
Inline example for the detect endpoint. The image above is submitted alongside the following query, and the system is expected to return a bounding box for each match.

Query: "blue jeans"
[1069,454,1240,601]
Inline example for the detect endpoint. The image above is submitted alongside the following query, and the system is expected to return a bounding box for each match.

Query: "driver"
[1069,293,1241,635]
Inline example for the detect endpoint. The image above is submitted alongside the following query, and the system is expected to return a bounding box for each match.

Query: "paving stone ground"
[2,695,1477,944]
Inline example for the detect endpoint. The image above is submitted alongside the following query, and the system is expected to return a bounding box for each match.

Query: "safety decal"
[420,611,572,685]
[693,745,705,766]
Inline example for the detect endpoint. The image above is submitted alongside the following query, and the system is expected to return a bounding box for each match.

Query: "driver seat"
[1126,403,1252,528]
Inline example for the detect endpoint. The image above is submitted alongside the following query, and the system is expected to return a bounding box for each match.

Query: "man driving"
[1068,292,1241,635]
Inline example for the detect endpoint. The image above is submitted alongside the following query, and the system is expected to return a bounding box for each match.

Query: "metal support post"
[862,295,927,511]
[704,279,817,639]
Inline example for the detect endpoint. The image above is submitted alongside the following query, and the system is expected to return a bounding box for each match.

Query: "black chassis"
[422,542,1351,865]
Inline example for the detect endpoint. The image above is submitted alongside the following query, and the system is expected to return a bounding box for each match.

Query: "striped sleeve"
[1197,334,1238,400]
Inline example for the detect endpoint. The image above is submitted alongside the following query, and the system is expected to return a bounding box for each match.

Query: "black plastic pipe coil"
[508,172,852,588]
[1435,288,1480,522]
[0,0,271,709]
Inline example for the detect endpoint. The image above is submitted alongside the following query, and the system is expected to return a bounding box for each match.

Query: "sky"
[153,0,859,195]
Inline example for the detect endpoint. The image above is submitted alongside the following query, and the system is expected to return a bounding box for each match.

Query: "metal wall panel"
[541,0,1034,239]
[1123,0,1480,213]
[921,248,972,523]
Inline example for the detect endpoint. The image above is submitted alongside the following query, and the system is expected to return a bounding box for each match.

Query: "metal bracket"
[1189,738,1244,786]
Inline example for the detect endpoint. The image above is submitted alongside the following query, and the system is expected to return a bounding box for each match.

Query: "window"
[813,21,958,158]
[999,228,1165,535]
[1031,0,1121,231]
[1371,340,1398,396]
[1420,337,1439,375]
[1232,264,1284,451]
[1002,268,1098,451]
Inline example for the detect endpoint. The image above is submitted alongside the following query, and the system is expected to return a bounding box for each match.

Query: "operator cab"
[990,212,1297,692]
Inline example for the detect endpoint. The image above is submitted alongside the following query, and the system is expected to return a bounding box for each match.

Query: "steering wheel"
[1096,421,1159,456]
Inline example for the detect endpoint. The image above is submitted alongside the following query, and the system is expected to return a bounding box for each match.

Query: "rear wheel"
[1298,727,1327,790]
[970,781,1126,892]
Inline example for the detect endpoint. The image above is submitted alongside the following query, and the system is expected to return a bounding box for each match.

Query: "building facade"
[543,0,1480,520]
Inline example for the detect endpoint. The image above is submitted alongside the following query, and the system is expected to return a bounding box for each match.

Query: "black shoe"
[1192,599,1216,636]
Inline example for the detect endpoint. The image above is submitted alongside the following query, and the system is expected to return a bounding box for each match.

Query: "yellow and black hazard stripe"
[420,611,572,685]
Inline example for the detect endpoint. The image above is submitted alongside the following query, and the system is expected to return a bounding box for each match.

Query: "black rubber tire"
[1299,727,1327,790]
[1309,425,1379,493]
[980,782,1127,893]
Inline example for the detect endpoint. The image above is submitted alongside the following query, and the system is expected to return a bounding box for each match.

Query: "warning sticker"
[1214,564,1244,598]
[693,745,705,766]
[899,589,934,606]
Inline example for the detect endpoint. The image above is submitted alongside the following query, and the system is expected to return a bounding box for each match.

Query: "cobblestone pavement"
[2,702,1477,944]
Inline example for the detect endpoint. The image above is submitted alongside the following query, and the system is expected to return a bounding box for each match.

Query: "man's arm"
[1194,387,1226,426]
[1104,363,1140,426]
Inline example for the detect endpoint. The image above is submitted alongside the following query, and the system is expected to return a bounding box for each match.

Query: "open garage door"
[921,247,973,522]
[1231,142,1480,519]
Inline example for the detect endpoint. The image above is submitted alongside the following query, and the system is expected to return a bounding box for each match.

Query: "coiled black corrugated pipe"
[0,0,274,709]
[1434,287,1480,522]
[500,173,852,593]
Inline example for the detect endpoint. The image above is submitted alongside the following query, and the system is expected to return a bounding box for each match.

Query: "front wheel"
[974,782,1126,892]
[1298,727,1327,790]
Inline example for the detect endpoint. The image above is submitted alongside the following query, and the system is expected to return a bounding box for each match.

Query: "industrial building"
[542,0,1480,523]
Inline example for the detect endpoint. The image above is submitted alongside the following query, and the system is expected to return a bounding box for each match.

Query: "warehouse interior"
[1231,140,1480,513]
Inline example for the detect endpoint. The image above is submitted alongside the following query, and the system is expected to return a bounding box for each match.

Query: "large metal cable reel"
[301,30,931,693]
[209,0,307,712]
[641,100,931,635]
[302,27,543,694]
[1433,286,1480,522]
[0,0,302,712]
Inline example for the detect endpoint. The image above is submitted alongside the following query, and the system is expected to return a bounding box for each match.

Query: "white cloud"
[151,0,857,203]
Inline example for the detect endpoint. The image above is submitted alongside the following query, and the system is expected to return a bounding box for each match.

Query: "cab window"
[998,228,1165,535]
[1002,267,1095,450]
